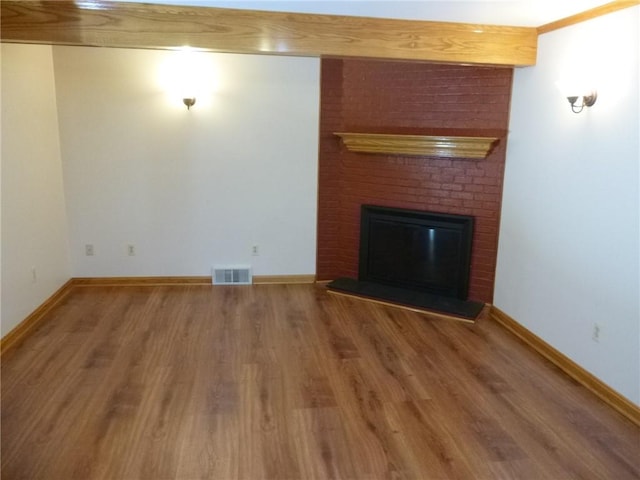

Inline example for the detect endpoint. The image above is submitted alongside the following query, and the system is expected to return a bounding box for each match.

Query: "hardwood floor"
[2,284,639,479]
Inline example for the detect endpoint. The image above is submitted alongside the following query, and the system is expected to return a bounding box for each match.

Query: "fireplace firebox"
[360,205,473,299]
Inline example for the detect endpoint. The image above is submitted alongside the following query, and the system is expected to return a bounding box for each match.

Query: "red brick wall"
[317,58,513,303]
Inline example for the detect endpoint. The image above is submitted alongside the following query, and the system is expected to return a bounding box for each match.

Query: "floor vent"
[212,266,252,285]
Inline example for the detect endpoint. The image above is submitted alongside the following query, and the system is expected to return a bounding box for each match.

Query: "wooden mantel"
[334,132,500,159]
[0,0,537,66]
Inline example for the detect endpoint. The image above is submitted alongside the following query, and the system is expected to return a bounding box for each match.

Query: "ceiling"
[116,0,610,27]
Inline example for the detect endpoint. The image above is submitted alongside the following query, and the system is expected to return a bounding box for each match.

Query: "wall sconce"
[158,46,216,111]
[556,79,597,114]
[566,91,597,113]
[183,97,196,110]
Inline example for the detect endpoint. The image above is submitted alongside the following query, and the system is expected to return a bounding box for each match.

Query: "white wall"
[496,7,639,404]
[53,47,319,277]
[1,44,72,336]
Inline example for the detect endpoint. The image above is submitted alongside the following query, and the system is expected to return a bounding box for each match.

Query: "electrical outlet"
[127,244,136,256]
[252,245,259,256]
[592,323,601,342]
[85,244,94,256]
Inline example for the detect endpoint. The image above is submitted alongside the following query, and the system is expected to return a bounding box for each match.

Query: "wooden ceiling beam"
[0,0,537,66]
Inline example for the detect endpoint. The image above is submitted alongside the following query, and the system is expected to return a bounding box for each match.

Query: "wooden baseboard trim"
[72,275,317,286]
[1,279,75,358]
[253,275,316,285]
[490,306,640,426]
[72,276,212,286]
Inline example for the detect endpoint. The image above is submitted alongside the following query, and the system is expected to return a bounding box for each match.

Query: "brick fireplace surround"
[316,59,513,304]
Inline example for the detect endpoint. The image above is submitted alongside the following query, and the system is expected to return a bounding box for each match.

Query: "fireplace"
[359,205,473,299]
[327,205,484,319]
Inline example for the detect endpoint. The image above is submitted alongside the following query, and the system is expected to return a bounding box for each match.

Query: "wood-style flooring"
[2,284,639,479]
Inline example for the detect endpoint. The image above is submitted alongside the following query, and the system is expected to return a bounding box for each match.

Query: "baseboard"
[72,275,316,286]
[490,306,640,427]
[253,274,316,284]
[72,276,212,286]
[1,279,75,358]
